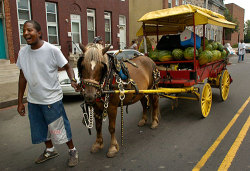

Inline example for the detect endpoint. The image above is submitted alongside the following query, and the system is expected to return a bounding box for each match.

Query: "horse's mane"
[77,43,109,79]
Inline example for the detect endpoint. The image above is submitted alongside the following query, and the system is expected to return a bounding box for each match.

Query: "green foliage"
[232,44,238,48]
[224,8,239,36]
[244,20,250,43]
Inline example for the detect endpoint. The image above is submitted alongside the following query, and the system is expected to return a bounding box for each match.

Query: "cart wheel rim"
[220,70,230,101]
[201,83,212,117]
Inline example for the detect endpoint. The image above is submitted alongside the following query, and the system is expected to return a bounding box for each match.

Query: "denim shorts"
[28,100,72,144]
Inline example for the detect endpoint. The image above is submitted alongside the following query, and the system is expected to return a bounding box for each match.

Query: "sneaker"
[68,149,79,167]
[35,149,59,164]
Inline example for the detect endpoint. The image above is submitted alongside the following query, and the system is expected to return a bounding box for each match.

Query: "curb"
[0,97,27,109]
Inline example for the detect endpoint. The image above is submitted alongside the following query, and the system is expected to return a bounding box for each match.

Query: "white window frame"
[87,9,96,43]
[45,2,59,45]
[104,12,112,45]
[70,14,82,54]
[168,0,172,8]
[16,0,31,45]
[119,15,126,49]
[176,0,179,6]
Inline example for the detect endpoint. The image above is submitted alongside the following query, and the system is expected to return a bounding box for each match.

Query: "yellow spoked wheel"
[200,83,212,118]
[220,70,230,101]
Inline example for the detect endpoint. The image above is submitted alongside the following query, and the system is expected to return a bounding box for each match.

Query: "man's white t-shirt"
[17,41,68,104]
[238,42,246,55]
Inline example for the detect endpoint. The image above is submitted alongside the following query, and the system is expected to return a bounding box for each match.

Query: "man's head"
[93,36,103,44]
[240,39,244,43]
[23,20,42,46]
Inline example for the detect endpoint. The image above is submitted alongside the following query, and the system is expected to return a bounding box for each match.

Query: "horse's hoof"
[90,142,104,153]
[138,119,146,127]
[106,146,118,158]
[150,120,159,129]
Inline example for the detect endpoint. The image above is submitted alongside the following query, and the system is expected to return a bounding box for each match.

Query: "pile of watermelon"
[148,38,228,65]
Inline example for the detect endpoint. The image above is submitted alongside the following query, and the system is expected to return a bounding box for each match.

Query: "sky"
[224,0,250,21]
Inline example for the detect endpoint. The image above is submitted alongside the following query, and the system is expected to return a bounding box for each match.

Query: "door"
[119,15,126,50]
[0,0,6,59]
[70,14,81,54]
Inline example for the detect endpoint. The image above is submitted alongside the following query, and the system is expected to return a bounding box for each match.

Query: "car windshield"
[116,51,138,60]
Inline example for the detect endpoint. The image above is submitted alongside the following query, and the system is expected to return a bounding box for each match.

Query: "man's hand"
[17,103,26,116]
[71,81,81,92]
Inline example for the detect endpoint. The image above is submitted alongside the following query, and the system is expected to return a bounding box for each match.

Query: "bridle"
[81,79,102,89]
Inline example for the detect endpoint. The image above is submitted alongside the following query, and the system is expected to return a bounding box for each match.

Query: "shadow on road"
[62,95,84,104]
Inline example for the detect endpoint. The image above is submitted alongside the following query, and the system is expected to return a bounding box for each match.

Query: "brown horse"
[77,43,160,157]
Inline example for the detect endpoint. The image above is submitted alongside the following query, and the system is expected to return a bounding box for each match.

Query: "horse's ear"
[102,44,111,55]
[79,43,86,53]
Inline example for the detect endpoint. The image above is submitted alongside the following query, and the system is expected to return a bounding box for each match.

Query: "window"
[16,0,31,45]
[87,9,95,43]
[104,12,111,45]
[211,29,214,40]
[168,0,172,8]
[45,2,59,45]
[176,0,179,6]
[182,0,186,5]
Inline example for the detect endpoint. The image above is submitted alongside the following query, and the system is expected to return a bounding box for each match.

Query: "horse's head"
[77,43,110,104]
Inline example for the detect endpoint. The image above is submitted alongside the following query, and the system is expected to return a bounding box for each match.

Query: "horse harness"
[80,53,160,138]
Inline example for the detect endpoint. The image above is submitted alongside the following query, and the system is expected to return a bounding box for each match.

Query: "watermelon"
[221,49,227,59]
[205,44,213,51]
[158,50,173,61]
[208,40,214,44]
[198,46,204,54]
[184,47,198,60]
[211,50,221,61]
[201,37,209,46]
[199,50,212,65]
[211,42,218,50]
[217,43,224,51]
[172,49,184,60]
[148,50,159,61]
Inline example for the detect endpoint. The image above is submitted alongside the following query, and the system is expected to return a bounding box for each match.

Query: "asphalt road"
[0,54,250,171]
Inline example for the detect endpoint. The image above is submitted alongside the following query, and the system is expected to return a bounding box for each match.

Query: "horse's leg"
[107,106,119,158]
[150,94,160,129]
[138,96,148,127]
[91,107,104,153]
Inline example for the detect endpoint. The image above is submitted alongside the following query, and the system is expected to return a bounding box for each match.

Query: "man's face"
[23,23,41,45]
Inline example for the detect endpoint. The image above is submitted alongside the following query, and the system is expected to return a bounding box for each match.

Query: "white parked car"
[107,49,144,60]
[58,67,80,96]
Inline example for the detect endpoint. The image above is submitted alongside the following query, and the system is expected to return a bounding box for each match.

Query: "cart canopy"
[137,4,236,36]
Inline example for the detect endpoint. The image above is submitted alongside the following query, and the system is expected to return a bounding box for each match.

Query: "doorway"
[119,15,126,49]
[70,14,81,54]
[0,0,6,59]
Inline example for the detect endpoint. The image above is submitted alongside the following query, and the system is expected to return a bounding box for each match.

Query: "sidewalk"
[0,59,27,109]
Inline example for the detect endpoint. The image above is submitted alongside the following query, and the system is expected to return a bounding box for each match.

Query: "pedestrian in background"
[17,20,80,167]
[93,36,104,45]
[238,39,245,62]
[130,40,138,50]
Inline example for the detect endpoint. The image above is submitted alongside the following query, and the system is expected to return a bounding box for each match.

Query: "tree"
[244,20,250,43]
[223,8,239,37]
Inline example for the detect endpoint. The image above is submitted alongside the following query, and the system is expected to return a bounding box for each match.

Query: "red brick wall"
[8,0,129,62]
[225,3,244,46]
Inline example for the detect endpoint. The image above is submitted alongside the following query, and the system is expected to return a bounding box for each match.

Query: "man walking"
[17,20,80,167]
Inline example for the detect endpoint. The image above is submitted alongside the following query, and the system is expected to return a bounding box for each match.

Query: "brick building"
[129,0,227,48]
[225,3,245,46]
[0,0,129,63]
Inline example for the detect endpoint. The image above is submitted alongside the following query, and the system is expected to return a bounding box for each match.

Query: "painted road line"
[192,96,250,171]
[218,115,250,171]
